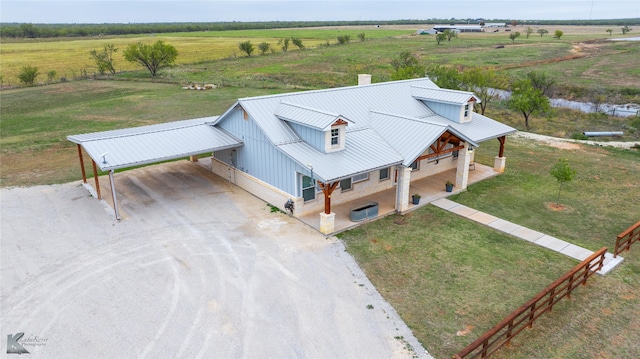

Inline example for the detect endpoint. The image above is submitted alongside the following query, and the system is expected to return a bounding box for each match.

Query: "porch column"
[455,142,471,189]
[396,166,412,213]
[92,160,102,200]
[494,136,507,172]
[319,181,339,235]
[108,170,121,220]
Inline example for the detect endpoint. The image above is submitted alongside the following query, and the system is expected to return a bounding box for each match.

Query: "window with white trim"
[352,173,369,183]
[464,104,469,117]
[379,167,390,181]
[340,178,352,191]
[330,128,339,146]
[410,160,420,171]
[302,175,315,201]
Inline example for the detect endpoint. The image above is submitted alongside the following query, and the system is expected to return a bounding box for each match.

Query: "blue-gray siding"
[289,122,325,152]
[422,100,461,122]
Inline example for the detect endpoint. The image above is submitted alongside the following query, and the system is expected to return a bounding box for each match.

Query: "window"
[410,160,420,171]
[379,167,390,181]
[340,178,352,191]
[452,150,459,159]
[302,175,315,201]
[331,128,339,146]
[464,104,469,117]
[353,173,369,183]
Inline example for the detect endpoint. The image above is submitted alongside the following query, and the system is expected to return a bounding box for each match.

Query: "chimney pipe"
[358,74,372,86]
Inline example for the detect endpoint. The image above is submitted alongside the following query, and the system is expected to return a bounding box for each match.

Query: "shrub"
[18,65,39,84]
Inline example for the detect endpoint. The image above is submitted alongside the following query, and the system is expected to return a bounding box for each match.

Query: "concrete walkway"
[431,198,624,275]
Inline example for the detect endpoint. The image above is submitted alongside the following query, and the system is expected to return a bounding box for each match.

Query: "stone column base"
[494,156,506,172]
[189,155,198,162]
[319,212,336,235]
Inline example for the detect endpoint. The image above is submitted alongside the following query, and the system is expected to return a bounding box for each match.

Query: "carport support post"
[108,170,121,220]
[77,144,87,183]
[92,160,102,200]
[455,142,471,189]
[494,136,507,173]
[396,166,412,213]
[319,181,338,235]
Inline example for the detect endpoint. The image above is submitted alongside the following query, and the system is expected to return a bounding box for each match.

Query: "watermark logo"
[6,333,29,355]
[6,332,48,354]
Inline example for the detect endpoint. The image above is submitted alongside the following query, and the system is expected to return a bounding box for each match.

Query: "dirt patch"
[545,202,572,212]
[548,141,582,150]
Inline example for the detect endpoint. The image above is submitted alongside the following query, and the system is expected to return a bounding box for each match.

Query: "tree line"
[2,18,638,38]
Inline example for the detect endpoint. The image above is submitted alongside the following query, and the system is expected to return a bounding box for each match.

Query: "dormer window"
[464,104,469,117]
[331,128,340,146]
[325,119,347,153]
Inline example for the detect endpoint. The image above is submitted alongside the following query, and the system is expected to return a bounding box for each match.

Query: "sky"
[1,0,639,24]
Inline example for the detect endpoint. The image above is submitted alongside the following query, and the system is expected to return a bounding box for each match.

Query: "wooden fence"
[453,247,608,359]
[614,221,640,258]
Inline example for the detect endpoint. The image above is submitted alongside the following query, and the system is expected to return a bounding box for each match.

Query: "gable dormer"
[411,86,480,124]
[275,102,352,153]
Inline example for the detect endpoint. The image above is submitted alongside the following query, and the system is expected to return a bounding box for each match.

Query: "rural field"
[1,23,639,358]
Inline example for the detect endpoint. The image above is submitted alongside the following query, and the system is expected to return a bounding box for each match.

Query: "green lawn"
[339,138,640,359]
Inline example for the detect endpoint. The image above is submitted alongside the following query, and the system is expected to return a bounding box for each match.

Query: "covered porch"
[298,163,498,235]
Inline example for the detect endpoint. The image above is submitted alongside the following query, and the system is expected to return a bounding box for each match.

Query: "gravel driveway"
[1,161,429,358]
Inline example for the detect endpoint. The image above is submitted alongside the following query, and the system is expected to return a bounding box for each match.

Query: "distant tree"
[238,41,254,57]
[47,70,57,83]
[291,37,305,50]
[90,43,118,75]
[537,29,549,37]
[526,71,555,97]
[425,64,463,90]
[508,77,551,131]
[123,40,177,76]
[525,26,534,38]
[444,29,457,42]
[391,51,424,80]
[511,20,518,27]
[19,23,39,38]
[606,28,613,36]
[550,158,576,207]
[622,25,632,34]
[554,29,564,39]
[509,31,521,43]
[435,32,446,45]
[18,65,39,84]
[278,37,290,52]
[463,67,505,115]
[337,35,351,44]
[257,42,271,55]
[357,33,366,41]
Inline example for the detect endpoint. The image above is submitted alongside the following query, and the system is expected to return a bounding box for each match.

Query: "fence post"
[548,288,556,312]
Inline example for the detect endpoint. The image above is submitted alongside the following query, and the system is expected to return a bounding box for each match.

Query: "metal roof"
[67,117,242,171]
[370,111,478,166]
[411,86,480,105]
[275,102,352,130]
[420,112,517,143]
[277,128,403,183]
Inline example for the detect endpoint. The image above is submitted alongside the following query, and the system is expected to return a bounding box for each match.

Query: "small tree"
[554,30,563,39]
[239,41,254,57]
[622,25,632,34]
[291,37,305,50]
[123,40,177,77]
[425,64,463,90]
[90,43,118,75]
[337,35,351,44]
[435,32,446,45]
[444,29,457,42]
[525,26,534,38]
[537,29,548,37]
[606,28,613,36]
[550,158,576,207]
[526,71,555,97]
[391,51,424,80]
[508,77,551,130]
[278,37,290,52]
[47,70,57,83]
[357,33,366,41]
[257,42,270,55]
[18,65,39,84]
[509,31,521,43]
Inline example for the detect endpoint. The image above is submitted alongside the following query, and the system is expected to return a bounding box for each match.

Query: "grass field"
[1,24,639,359]
[339,137,640,359]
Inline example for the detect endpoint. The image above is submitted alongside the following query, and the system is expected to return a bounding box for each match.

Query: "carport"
[67,117,243,219]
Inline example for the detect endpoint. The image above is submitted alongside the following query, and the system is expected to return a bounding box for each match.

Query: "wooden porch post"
[320,181,339,214]
[92,159,102,200]
[77,144,87,183]
[498,136,506,158]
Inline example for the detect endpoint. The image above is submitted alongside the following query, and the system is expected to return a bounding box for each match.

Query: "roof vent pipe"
[358,74,372,86]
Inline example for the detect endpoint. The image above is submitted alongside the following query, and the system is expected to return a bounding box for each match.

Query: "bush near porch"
[339,137,639,359]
